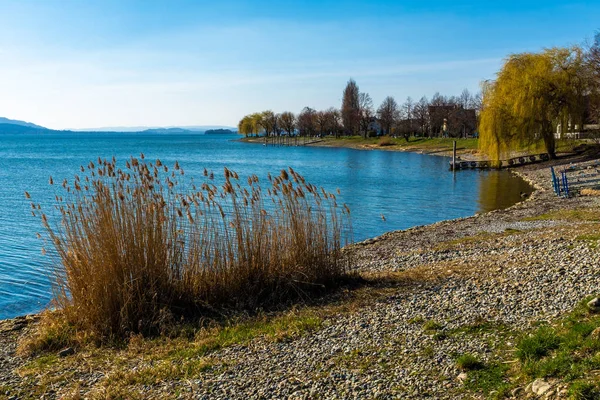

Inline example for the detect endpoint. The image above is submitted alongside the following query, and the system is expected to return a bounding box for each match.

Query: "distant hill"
[73,125,236,132]
[0,117,47,130]
[141,127,196,134]
[205,129,236,135]
[0,117,238,134]
[0,123,48,134]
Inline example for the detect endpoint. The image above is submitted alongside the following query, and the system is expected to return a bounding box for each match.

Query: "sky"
[0,0,598,130]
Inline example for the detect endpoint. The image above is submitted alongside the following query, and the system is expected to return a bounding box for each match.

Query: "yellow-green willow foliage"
[237,112,265,137]
[480,46,588,160]
[238,115,254,137]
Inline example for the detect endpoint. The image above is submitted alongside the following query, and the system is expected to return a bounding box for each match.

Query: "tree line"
[238,29,600,161]
[238,82,482,140]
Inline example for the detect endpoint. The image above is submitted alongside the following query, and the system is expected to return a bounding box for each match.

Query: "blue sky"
[0,0,598,129]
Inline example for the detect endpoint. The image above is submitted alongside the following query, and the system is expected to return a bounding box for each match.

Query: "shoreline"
[0,138,524,323]
[2,151,600,398]
[238,135,481,160]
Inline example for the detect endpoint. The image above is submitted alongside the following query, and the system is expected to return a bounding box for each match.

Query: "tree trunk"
[542,123,556,159]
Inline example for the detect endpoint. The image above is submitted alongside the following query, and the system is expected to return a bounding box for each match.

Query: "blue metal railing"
[551,166,571,198]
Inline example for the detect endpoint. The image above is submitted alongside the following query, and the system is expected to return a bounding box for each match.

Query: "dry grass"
[377,136,393,147]
[580,188,600,196]
[15,279,409,397]
[522,209,600,222]
[30,156,351,339]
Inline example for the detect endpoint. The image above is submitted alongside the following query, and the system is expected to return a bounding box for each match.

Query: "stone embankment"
[1,156,599,399]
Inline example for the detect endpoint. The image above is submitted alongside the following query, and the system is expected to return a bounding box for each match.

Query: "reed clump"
[32,156,351,339]
[377,136,393,147]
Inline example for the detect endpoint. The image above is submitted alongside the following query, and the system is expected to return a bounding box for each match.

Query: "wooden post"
[452,141,457,171]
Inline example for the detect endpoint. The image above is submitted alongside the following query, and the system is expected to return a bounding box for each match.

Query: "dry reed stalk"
[31,157,352,338]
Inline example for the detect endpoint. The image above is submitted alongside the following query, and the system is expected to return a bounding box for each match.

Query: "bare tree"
[471,91,483,112]
[586,31,600,124]
[261,110,277,136]
[341,79,360,135]
[316,110,329,136]
[458,88,472,109]
[404,97,415,137]
[377,96,399,136]
[297,107,317,137]
[413,96,429,137]
[279,111,296,136]
[326,107,342,137]
[358,92,374,138]
[429,92,449,137]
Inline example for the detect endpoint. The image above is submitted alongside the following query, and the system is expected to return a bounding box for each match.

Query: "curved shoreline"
[237,135,481,160]
[1,138,520,323]
[2,152,600,399]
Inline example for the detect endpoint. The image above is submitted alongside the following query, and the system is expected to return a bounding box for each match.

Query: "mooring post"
[452,141,457,171]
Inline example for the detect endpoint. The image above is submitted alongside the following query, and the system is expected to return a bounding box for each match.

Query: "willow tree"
[238,115,254,137]
[480,46,588,160]
[250,112,264,136]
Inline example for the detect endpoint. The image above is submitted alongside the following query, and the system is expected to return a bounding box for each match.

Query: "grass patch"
[577,234,600,241]
[107,357,216,386]
[463,363,511,398]
[408,315,425,324]
[377,136,393,146]
[462,300,600,399]
[456,353,483,371]
[515,326,561,362]
[18,310,90,355]
[15,275,412,397]
[17,308,327,397]
[422,320,442,332]
[435,229,523,251]
[523,209,600,222]
[568,380,600,400]
[320,135,479,151]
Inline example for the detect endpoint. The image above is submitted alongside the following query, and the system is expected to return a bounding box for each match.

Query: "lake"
[0,132,531,319]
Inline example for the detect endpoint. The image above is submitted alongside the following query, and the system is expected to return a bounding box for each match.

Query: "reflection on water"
[477,170,533,213]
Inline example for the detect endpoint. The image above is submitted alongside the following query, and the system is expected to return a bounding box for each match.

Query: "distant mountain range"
[0,117,237,134]
[72,125,236,133]
[0,117,47,130]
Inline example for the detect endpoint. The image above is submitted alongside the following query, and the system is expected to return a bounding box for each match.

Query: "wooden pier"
[262,135,324,147]
[449,153,550,170]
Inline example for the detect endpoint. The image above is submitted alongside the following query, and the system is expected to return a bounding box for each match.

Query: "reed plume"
[34,157,352,338]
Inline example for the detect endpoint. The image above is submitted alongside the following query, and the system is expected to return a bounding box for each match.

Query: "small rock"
[588,298,600,312]
[531,378,552,396]
[58,347,75,357]
[510,387,522,397]
[590,327,600,339]
[456,372,467,382]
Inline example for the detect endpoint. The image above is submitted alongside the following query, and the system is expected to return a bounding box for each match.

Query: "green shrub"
[456,353,483,371]
[422,320,442,332]
[378,136,393,146]
[516,326,561,362]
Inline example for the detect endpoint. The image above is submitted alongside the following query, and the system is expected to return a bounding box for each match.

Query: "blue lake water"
[0,132,531,319]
